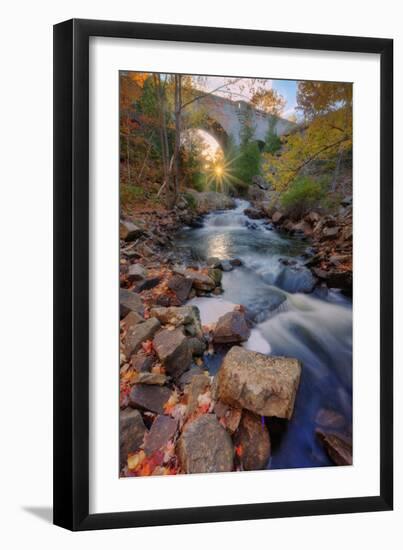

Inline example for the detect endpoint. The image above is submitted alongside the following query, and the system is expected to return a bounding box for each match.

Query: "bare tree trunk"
[126,116,131,185]
[153,74,173,206]
[136,141,152,185]
[173,74,182,204]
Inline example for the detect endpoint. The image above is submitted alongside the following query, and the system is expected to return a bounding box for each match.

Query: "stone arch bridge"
[184,92,297,150]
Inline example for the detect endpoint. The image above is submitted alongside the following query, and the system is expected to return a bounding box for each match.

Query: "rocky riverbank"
[246,181,353,296]
[119,191,352,477]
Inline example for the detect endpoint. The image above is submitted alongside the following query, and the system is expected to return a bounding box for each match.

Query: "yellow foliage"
[263,106,352,192]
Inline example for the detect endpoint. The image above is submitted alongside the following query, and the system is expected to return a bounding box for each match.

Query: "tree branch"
[180,79,242,110]
[290,136,350,178]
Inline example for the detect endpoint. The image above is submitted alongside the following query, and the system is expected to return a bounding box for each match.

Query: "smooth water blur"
[177,199,352,469]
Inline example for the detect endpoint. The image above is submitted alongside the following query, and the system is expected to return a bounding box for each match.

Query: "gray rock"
[234,411,271,470]
[129,384,173,414]
[220,260,234,272]
[251,175,269,190]
[323,226,340,239]
[123,310,144,330]
[150,306,202,337]
[230,258,243,267]
[213,311,251,344]
[272,211,285,224]
[127,263,147,282]
[155,294,171,307]
[120,408,147,468]
[167,274,193,303]
[120,220,145,241]
[153,328,192,378]
[292,220,313,236]
[274,266,316,293]
[185,270,216,291]
[130,350,155,372]
[120,288,144,319]
[135,372,168,386]
[305,211,321,224]
[177,415,234,473]
[124,317,160,358]
[144,415,178,456]
[216,346,301,420]
[134,277,161,292]
[340,195,352,207]
[188,337,206,356]
[244,207,266,220]
[178,366,206,388]
[214,401,242,434]
[207,257,222,269]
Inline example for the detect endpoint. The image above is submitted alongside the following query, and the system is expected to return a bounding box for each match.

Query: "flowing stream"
[176,199,352,469]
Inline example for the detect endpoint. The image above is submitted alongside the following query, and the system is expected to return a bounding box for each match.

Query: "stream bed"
[175,199,352,469]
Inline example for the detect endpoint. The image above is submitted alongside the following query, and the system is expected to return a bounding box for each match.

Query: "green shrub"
[120,183,145,206]
[281,176,325,219]
[233,141,261,184]
[264,133,282,154]
[189,172,205,192]
[321,191,342,212]
[183,192,197,210]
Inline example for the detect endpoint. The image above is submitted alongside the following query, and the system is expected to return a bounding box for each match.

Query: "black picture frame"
[53,18,393,531]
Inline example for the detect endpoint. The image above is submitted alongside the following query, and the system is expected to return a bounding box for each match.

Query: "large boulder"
[234,411,271,470]
[120,288,144,319]
[273,266,316,294]
[124,317,160,358]
[150,306,202,337]
[153,328,192,378]
[167,274,193,303]
[120,408,147,468]
[120,220,144,241]
[177,414,234,473]
[213,311,251,344]
[129,384,173,414]
[216,346,301,420]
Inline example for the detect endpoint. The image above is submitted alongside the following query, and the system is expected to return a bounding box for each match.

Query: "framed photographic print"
[53,19,393,530]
